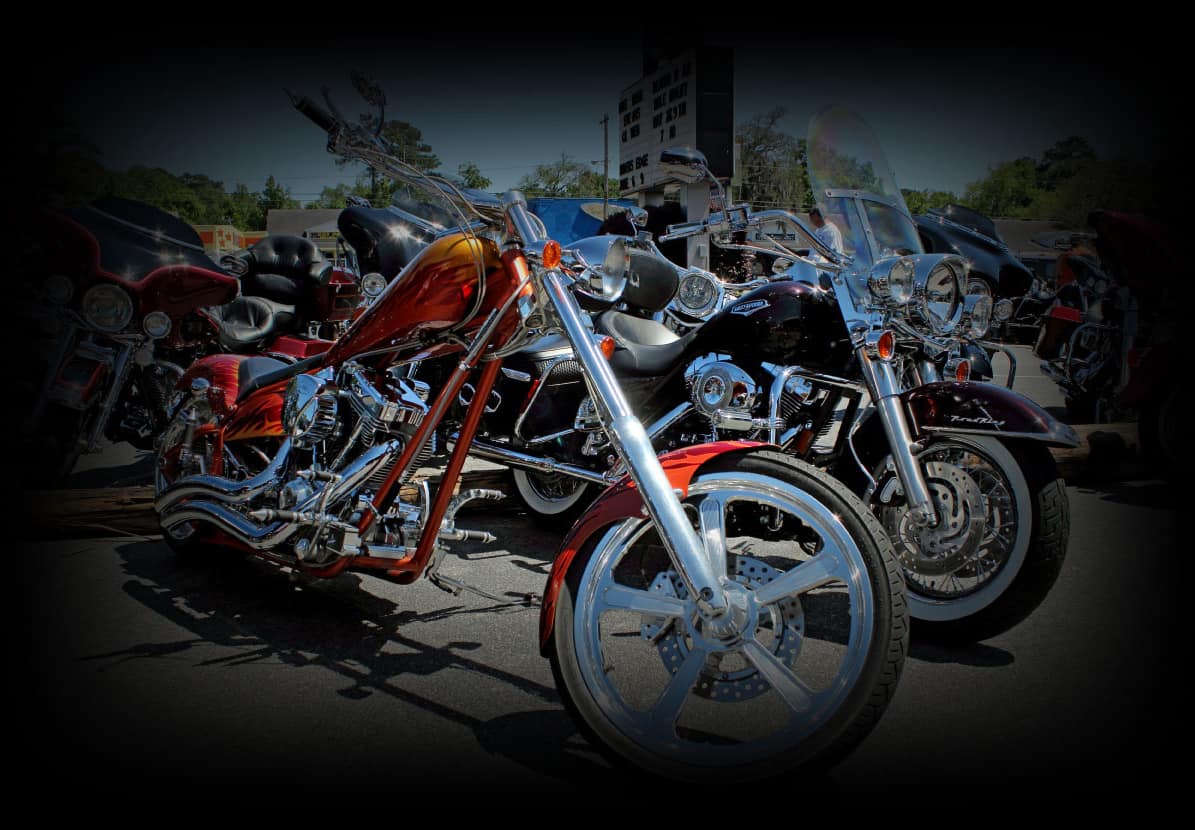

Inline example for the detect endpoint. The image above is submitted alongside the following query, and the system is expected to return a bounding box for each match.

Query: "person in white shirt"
[809,207,844,255]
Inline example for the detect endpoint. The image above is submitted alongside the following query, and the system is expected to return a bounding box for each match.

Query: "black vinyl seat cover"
[236,353,325,404]
[622,248,681,312]
[594,310,696,377]
[209,296,299,353]
[338,205,439,281]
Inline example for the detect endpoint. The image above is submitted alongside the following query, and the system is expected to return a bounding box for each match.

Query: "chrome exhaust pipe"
[158,440,404,550]
[460,438,612,485]
[155,439,293,513]
[159,501,301,550]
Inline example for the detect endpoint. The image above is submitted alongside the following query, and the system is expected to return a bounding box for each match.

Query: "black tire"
[1139,386,1182,480]
[548,450,907,780]
[910,442,1069,644]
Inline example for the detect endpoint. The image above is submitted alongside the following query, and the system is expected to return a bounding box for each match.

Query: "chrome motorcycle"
[152,84,907,779]
[475,108,1076,643]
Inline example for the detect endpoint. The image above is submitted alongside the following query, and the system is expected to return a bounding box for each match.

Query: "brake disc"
[880,460,987,577]
[641,555,804,702]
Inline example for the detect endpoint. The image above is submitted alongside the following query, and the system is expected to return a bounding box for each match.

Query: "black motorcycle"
[457,109,1078,643]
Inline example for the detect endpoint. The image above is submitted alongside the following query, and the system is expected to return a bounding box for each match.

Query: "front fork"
[541,269,730,621]
[856,347,937,526]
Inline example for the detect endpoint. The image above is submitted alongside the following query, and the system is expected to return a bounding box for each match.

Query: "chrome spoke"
[698,494,729,579]
[753,550,843,606]
[650,643,708,737]
[741,638,814,715]
[601,583,687,619]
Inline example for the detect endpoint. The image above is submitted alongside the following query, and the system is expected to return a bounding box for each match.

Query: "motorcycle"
[151,85,907,779]
[1034,211,1173,427]
[471,108,1078,643]
[23,198,369,485]
[25,197,241,485]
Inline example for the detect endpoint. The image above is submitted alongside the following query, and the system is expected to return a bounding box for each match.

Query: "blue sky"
[64,34,1167,203]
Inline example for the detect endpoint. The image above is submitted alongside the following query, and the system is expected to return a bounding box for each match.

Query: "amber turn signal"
[875,330,896,361]
[542,240,562,270]
[946,357,971,382]
[598,336,616,360]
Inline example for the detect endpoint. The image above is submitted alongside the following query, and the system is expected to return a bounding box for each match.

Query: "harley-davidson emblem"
[730,300,770,317]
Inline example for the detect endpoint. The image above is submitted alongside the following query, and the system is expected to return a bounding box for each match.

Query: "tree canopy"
[515,153,617,198]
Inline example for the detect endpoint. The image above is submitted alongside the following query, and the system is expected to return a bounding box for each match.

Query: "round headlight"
[45,274,74,305]
[361,272,387,299]
[993,298,1014,322]
[919,260,962,334]
[675,270,721,317]
[868,256,915,305]
[81,284,134,332]
[966,294,993,338]
[143,310,172,339]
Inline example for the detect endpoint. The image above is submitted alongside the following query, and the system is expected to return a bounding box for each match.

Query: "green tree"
[1037,136,1097,191]
[516,153,617,198]
[735,108,812,211]
[457,161,492,190]
[258,175,300,215]
[963,157,1042,218]
[901,188,958,215]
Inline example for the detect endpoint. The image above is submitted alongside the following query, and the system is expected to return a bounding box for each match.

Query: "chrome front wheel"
[873,435,1068,641]
[551,452,906,779]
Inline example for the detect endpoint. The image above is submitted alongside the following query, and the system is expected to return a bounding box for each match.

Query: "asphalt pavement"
[16,345,1186,793]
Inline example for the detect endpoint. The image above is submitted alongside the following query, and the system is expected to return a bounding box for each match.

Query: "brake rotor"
[640,555,804,702]
[880,460,986,577]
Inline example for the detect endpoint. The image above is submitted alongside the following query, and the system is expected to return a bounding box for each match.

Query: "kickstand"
[427,572,540,607]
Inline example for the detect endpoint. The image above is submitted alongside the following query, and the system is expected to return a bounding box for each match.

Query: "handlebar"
[662,207,846,271]
[658,220,708,242]
[288,90,338,133]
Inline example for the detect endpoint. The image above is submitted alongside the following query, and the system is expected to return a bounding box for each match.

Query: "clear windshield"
[807,108,922,272]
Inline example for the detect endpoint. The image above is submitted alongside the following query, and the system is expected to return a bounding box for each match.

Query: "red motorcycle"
[25,199,365,484]
[150,88,907,779]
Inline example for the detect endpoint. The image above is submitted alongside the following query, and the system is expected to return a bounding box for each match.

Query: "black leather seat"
[209,296,299,353]
[235,353,324,403]
[594,311,695,377]
[221,236,331,312]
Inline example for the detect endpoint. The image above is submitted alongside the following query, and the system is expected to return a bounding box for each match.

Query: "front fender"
[539,440,766,654]
[904,381,1079,447]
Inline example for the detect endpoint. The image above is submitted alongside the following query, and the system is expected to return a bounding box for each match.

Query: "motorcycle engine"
[281,362,431,492]
[685,360,758,421]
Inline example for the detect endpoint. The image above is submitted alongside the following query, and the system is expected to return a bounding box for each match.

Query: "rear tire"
[511,468,595,529]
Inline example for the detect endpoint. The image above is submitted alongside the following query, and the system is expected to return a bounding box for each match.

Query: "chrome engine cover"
[282,373,338,448]
[685,360,758,420]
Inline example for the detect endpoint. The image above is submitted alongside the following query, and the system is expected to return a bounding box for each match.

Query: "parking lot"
[18,346,1184,791]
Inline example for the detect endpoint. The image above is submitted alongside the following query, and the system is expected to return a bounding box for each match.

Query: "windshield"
[807,108,922,273]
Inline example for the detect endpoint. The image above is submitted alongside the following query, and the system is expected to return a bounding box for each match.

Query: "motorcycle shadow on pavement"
[92,535,624,787]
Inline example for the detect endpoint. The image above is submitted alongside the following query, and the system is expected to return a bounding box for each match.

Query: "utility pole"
[600,114,610,219]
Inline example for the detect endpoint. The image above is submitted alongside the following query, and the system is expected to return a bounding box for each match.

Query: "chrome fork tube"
[856,347,936,525]
[542,269,728,617]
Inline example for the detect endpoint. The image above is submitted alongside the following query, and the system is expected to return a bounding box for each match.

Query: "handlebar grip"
[293,95,337,132]
[660,220,707,242]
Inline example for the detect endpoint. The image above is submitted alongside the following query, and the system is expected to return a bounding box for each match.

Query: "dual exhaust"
[157,440,402,551]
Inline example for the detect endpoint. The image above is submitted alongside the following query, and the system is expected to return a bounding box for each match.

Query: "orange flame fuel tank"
[322,232,521,368]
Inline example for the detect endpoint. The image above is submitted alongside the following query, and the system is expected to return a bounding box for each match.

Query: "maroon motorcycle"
[25,198,364,484]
